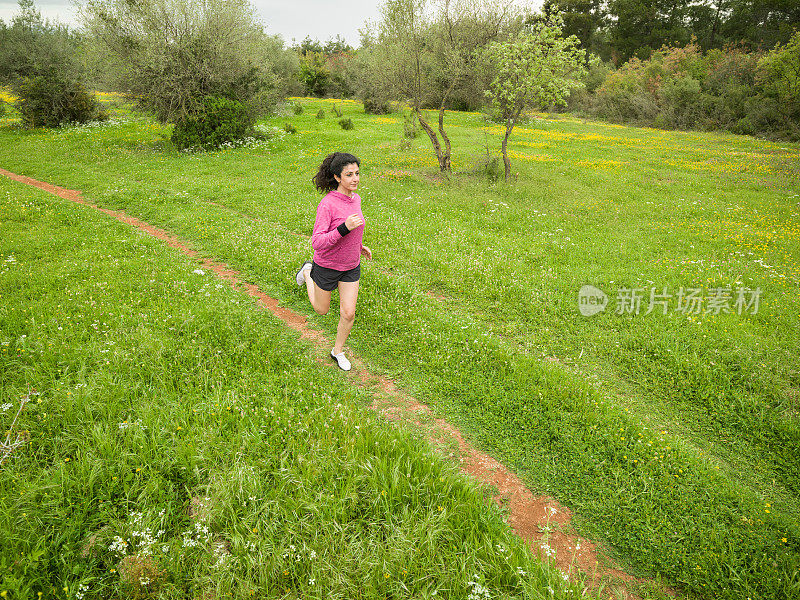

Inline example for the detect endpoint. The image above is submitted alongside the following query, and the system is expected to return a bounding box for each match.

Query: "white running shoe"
[331,350,352,371]
[295,261,312,285]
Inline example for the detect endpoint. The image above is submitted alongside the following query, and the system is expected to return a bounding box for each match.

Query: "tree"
[721,0,800,49]
[82,0,291,124]
[370,0,520,172]
[297,51,331,96]
[292,35,324,54]
[607,0,693,63]
[542,0,608,59]
[350,28,396,113]
[292,35,355,98]
[0,0,76,84]
[0,1,105,127]
[323,35,354,56]
[483,11,587,180]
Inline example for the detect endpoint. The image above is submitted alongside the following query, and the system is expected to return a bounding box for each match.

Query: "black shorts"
[310,262,361,291]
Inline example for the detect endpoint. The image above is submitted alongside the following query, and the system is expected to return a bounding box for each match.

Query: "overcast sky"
[0,0,542,47]
[0,0,385,45]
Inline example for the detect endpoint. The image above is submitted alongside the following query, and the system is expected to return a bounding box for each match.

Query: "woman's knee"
[313,304,330,316]
[340,306,356,322]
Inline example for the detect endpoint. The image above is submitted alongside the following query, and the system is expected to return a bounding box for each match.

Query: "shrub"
[292,102,304,115]
[284,122,297,133]
[701,49,760,130]
[316,109,325,118]
[660,75,703,129]
[595,85,659,124]
[403,111,418,139]
[756,32,800,140]
[15,74,107,128]
[587,41,799,140]
[338,117,354,130]
[363,95,390,114]
[331,103,342,117]
[170,96,254,151]
[595,58,659,124]
[472,152,502,183]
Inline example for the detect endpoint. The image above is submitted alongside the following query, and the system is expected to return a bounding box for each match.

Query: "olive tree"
[483,11,587,180]
[369,0,519,172]
[0,0,106,128]
[81,0,291,123]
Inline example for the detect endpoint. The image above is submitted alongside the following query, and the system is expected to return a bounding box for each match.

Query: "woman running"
[295,152,372,371]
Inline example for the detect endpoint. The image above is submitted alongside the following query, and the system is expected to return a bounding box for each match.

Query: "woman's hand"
[344,214,364,230]
[361,245,372,260]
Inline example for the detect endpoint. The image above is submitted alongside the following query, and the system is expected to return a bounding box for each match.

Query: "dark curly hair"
[312,152,361,193]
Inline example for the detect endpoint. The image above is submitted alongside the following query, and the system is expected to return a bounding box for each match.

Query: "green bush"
[283,122,297,134]
[171,96,254,151]
[595,57,660,124]
[338,117,354,130]
[316,109,325,118]
[588,41,799,140]
[660,75,703,129]
[15,74,107,129]
[362,95,389,115]
[292,102,304,115]
[472,153,502,183]
[403,111,418,139]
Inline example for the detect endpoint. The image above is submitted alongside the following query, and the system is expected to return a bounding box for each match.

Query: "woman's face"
[335,163,360,195]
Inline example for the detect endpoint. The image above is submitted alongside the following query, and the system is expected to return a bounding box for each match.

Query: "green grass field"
[1,95,799,599]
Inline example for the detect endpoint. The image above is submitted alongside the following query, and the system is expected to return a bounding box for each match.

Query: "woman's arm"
[310,204,343,252]
[312,208,362,252]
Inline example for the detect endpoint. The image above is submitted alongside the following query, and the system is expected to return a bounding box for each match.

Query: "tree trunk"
[501,117,514,181]
[412,77,457,173]
[710,0,724,48]
[438,104,452,172]
[415,108,449,172]
[436,79,459,173]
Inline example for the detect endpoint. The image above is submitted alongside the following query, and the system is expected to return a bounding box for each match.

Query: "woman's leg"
[333,280,359,355]
[304,266,332,315]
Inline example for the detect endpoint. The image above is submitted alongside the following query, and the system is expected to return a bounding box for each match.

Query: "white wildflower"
[541,543,556,558]
[108,536,127,554]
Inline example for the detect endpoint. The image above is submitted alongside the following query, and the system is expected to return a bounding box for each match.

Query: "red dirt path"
[1,168,659,599]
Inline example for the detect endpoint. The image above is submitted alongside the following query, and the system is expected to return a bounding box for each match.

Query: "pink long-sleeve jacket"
[311,190,365,271]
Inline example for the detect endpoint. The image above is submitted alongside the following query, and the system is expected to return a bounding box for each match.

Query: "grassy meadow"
[0,166,587,599]
[1,93,799,599]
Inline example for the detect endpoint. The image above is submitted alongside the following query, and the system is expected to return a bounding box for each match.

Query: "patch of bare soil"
[2,168,668,599]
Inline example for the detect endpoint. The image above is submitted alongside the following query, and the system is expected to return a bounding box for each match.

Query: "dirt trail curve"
[1,167,659,600]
